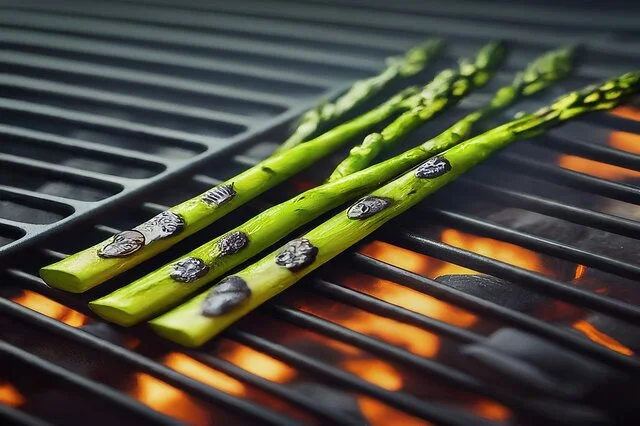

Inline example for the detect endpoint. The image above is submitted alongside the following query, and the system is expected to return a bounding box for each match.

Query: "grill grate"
[1,0,640,425]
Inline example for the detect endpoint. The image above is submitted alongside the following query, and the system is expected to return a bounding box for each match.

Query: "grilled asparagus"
[90,42,519,325]
[149,71,640,347]
[274,39,443,153]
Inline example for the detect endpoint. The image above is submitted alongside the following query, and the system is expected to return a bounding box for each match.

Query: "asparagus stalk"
[274,39,443,153]
[326,41,507,182]
[39,79,423,293]
[149,71,640,347]
[91,42,521,326]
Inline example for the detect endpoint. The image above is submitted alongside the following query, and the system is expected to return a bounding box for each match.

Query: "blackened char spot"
[347,196,391,220]
[202,276,251,316]
[135,211,185,243]
[415,156,452,179]
[275,238,318,271]
[202,183,236,206]
[170,257,210,283]
[98,230,145,258]
[218,231,249,256]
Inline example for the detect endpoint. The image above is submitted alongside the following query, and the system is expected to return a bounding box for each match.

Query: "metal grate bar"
[0,97,224,148]
[0,26,331,91]
[352,253,640,374]
[537,133,640,172]
[424,206,640,281]
[0,9,383,73]
[0,340,177,426]
[157,0,603,48]
[1,1,407,59]
[500,154,640,205]
[310,277,483,344]
[302,0,640,30]
[0,298,304,426]
[0,50,293,110]
[0,403,53,426]
[460,180,640,239]
[0,124,170,168]
[386,229,640,324]
[269,304,589,425]
[189,353,363,426]
[229,330,495,426]
[0,74,254,128]
[0,185,86,211]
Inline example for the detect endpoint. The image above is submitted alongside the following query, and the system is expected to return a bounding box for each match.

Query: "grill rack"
[1,0,639,425]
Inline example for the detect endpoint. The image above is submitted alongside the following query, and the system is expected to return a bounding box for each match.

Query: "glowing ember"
[609,131,640,155]
[343,274,477,328]
[165,353,245,396]
[130,373,210,426]
[610,106,640,121]
[357,396,431,426]
[573,264,587,281]
[441,229,549,275]
[470,399,511,421]
[342,359,403,391]
[361,241,431,275]
[221,344,296,383]
[12,290,88,327]
[558,154,640,181]
[573,320,633,356]
[332,309,440,358]
[0,381,25,407]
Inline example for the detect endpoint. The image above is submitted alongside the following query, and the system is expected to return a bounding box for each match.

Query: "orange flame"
[573,320,633,356]
[471,400,511,422]
[130,373,210,426]
[221,344,296,383]
[441,229,549,275]
[165,353,245,396]
[557,130,640,181]
[342,359,403,391]
[12,290,88,327]
[611,106,640,121]
[357,396,432,426]
[574,264,587,280]
[0,382,25,407]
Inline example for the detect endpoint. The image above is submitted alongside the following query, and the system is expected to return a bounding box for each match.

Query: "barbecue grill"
[1,0,639,425]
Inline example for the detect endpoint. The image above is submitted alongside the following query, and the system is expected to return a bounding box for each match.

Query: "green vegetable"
[326,41,507,182]
[149,71,639,348]
[39,79,425,293]
[274,39,443,153]
[90,42,523,326]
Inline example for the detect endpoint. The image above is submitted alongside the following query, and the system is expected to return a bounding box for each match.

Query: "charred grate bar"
[1,0,639,425]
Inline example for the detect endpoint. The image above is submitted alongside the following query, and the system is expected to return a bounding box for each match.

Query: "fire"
[342,359,403,391]
[440,229,549,275]
[130,373,210,426]
[357,396,431,426]
[557,130,640,181]
[165,353,245,396]
[574,264,587,280]
[334,309,440,358]
[573,320,633,356]
[0,381,25,407]
[12,290,88,327]
[220,344,296,383]
[343,274,478,328]
[471,400,511,421]
[610,106,640,121]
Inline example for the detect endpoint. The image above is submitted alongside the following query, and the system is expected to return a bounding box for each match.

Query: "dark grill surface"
[1,0,640,425]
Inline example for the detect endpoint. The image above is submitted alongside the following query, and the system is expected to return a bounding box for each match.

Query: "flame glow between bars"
[558,131,640,180]
[572,320,634,356]
[0,381,25,407]
[11,290,89,327]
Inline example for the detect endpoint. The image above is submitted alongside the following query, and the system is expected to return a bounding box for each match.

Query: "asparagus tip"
[88,300,139,327]
[39,266,85,294]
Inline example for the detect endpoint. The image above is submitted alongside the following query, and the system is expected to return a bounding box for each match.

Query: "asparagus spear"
[91,42,520,326]
[39,77,423,293]
[274,39,443,153]
[149,71,640,347]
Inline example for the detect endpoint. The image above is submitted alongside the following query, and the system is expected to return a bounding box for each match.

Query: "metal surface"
[1,0,639,425]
